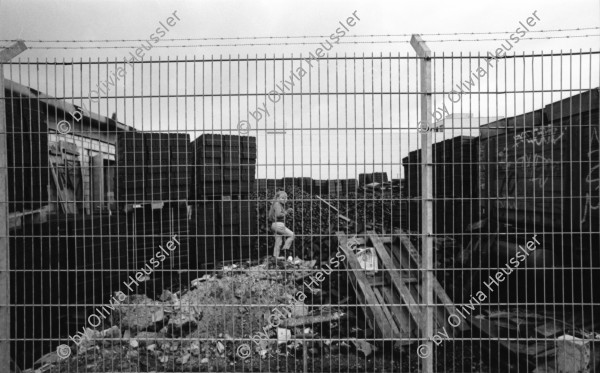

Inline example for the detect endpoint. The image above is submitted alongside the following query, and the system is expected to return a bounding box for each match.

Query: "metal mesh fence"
[1,51,599,372]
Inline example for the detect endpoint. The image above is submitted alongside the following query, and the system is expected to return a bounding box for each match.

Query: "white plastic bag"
[356,247,378,272]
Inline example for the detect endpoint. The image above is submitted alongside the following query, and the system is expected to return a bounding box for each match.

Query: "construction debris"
[470,309,600,372]
[280,312,344,328]
[45,255,357,372]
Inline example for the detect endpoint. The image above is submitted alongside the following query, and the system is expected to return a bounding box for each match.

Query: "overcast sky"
[1,0,599,57]
[1,0,599,179]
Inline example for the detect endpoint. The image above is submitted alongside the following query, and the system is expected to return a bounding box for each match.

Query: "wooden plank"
[379,285,414,341]
[395,229,469,332]
[384,241,406,270]
[316,196,351,222]
[367,274,387,287]
[372,287,402,337]
[368,231,426,332]
[355,236,392,245]
[336,232,394,339]
[367,273,417,287]
[395,232,422,267]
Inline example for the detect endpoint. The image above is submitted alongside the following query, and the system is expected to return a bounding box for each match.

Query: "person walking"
[268,191,294,258]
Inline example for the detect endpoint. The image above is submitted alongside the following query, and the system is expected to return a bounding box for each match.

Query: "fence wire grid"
[1,51,599,372]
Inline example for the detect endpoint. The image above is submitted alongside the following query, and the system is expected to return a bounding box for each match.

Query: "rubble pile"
[39,258,358,372]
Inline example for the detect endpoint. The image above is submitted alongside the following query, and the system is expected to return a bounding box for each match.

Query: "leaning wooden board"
[337,232,403,340]
[338,231,420,343]
[337,230,468,346]
[394,229,470,333]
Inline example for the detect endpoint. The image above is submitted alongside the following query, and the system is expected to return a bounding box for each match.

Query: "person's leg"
[280,226,295,251]
[273,235,282,258]
[271,223,283,257]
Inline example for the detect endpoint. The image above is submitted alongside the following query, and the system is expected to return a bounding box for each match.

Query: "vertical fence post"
[0,40,27,369]
[410,34,434,373]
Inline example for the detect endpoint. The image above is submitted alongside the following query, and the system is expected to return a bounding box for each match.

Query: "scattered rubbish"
[290,303,309,317]
[352,339,376,356]
[222,264,239,272]
[281,312,344,328]
[189,341,200,356]
[471,309,600,372]
[134,332,163,346]
[191,275,214,288]
[277,328,292,345]
[356,247,378,272]
[151,309,165,323]
[159,290,173,301]
[32,351,62,366]
[177,353,191,365]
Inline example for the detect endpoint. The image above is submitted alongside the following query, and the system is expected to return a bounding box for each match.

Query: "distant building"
[432,113,502,141]
[4,79,135,220]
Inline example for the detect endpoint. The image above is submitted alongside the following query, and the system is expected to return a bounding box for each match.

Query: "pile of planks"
[336,229,468,344]
[116,132,190,204]
[191,134,257,198]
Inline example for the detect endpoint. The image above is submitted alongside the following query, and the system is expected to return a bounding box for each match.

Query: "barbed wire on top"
[1,26,599,44]
[16,33,600,50]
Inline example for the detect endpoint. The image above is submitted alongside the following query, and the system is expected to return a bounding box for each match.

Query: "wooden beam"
[368,231,426,331]
[395,229,469,332]
[336,232,395,339]
[0,40,27,372]
[372,287,402,337]
[379,286,414,341]
[315,195,351,222]
[355,236,392,245]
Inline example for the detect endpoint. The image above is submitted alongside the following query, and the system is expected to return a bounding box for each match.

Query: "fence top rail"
[2,50,600,65]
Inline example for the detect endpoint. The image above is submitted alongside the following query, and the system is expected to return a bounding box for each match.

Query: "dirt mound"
[182,267,297,339]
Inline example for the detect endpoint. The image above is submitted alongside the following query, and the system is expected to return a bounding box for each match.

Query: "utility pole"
[410,34,434,373]
[0,40,27,370]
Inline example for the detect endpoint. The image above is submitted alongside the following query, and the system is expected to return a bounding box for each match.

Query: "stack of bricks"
[116,132,190,205]
[146,133,190,201]
[294,177,313,193]
[190,134,257,198]
[359,172,389,186]
[127,202,191,269]
[312,180,329,194]
[339,179,358,194]
[190,134,258,263]
[116,133,146,203]
[216,199,258,259]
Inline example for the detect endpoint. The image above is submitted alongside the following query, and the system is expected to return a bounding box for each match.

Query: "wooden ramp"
[336,230,467,345]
